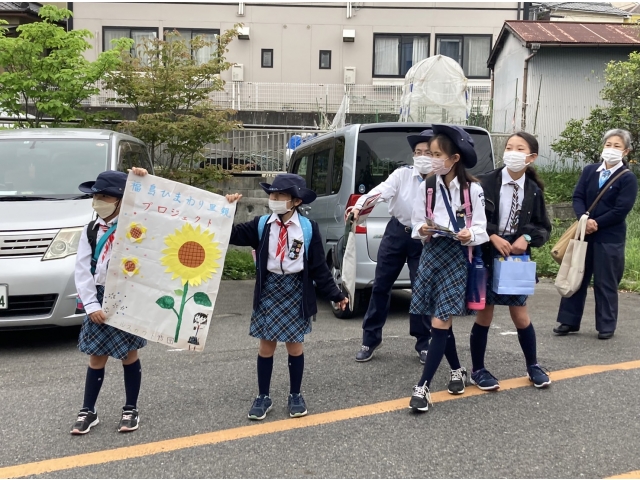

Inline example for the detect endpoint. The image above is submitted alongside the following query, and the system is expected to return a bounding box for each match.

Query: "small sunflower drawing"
[121,257,140,277]
[156,223,221,342]
[126,222,147,243]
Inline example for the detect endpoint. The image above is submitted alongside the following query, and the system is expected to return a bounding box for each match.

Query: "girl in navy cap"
[71,168,148,435]
[409,124,489,412]
[226,173,348,420]
[472,132,552,391]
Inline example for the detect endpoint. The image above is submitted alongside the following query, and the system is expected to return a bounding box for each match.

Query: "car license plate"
[0,284,7,310]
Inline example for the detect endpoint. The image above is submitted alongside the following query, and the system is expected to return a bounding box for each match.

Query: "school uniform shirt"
[411,175,489,246]
[498,167,526,235]
[266,211,305,274]
[75,216,118,315]
[354,166,423,228]
[229,215,345,320]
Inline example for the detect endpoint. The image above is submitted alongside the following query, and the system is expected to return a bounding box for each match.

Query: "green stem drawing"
[174,282,189,342]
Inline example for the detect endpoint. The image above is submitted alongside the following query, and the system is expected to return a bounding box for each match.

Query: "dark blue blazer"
[573,164,638,244]
[229,215,345,319]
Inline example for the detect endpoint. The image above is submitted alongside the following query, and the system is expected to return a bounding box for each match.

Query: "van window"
[118,141,153,172]
[0,139,108,199]
[311,148,330,196]
[292,153,310,178]
[354,129,493,194]
[331,136,345,194]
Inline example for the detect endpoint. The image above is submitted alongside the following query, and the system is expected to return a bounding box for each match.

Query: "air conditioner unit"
[344,66,356,84]
[238,27,250,40]
[343,29,355,42]
[232,64,244,82]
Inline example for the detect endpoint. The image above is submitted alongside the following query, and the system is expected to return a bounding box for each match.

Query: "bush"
[536,166,582,204]
[222,249,256,280]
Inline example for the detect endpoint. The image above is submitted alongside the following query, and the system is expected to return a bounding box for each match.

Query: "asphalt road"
[0,279,639,478]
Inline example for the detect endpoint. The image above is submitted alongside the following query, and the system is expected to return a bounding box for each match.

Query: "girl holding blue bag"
[472,132,552,391]
[409,124,489,412]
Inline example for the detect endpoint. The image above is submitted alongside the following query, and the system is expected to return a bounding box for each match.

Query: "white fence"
[85,81,492,115]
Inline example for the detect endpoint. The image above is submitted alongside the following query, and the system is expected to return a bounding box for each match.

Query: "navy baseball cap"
[78,171,128,198]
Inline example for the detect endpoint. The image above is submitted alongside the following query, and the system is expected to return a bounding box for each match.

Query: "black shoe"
[409,383,431,412]
[417,350,428,365]
[70,408,99,435]
[447,367,467,395]
[598,332,614,340]
[355,341,382,362]
[553,324,580,336]
[118,406,139,432]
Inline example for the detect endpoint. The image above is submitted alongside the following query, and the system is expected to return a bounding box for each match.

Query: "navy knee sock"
[257,355,274,396]
[82,367,105,413]
[443,327,461,371]
[517,323,538,367]
[418,328,449,387]
[288,353,304,394]
[470,323,490,372]
[123,359,142,408]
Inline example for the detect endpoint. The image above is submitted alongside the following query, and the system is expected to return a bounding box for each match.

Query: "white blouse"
[411,176,489,246]
[266,211,305,275]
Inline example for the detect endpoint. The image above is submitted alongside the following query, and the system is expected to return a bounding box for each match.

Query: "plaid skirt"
[486,234,527,307]
[78,286,147,360]
[410,236,473,319]
[250,272,309,343]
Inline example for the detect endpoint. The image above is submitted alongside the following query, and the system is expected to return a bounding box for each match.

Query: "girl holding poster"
[226,173,348,421]
[71,168,148,435]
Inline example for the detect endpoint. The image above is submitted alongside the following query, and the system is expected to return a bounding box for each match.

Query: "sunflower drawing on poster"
[102,173,235,352]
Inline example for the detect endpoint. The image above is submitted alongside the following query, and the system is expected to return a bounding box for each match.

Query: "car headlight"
[42,227,84,261]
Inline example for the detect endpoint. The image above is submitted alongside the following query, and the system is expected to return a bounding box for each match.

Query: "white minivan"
[0,129,153,329]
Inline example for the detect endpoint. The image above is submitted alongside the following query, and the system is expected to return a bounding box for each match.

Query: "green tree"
[104,28,241,187]
[0,5,129,127]
[552,52,640,164]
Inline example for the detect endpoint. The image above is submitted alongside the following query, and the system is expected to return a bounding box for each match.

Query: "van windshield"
[354,129,494,194]
[0,139,109,199]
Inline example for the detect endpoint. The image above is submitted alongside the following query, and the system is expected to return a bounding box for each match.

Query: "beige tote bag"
[555,214,589,298]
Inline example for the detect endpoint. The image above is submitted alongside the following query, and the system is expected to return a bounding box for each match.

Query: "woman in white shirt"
[408,124,489,413]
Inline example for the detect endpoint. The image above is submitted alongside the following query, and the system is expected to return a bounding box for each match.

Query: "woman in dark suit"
[554,129,638,339]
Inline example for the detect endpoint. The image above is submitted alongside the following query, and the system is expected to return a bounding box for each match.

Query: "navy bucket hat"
[260,173,317,204]
[78,171,128,198]
[406,129,434,151]
[431,124,477,169]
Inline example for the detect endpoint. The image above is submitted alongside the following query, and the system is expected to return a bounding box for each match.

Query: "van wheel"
[330,266,369,319]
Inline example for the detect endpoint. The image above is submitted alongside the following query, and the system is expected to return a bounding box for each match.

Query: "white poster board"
[102,173,235,352]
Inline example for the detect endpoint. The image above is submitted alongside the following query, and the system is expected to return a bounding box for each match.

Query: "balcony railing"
[84,81,492,115]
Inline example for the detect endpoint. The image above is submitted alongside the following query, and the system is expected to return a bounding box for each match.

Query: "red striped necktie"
[275,220,292,261]
[99,224,115,262]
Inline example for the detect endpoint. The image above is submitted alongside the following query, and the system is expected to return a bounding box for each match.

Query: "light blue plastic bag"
[492,256,536,296]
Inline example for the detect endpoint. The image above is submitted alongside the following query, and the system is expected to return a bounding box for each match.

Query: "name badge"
[288,238,303,260]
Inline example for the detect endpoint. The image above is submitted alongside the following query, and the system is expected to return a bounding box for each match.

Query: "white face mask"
[92,198,118,219]
[413,155,433,175]
[269,199,292,215]
[601,148,624,165]
[503,151,530,172]
[432,157,453,176]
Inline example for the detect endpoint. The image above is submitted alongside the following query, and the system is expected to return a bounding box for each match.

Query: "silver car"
[0,129,153,329]
[287,122,495,318]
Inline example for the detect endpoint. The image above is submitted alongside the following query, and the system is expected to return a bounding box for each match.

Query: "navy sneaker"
[470,368,500,391]
[447,367,467,395]
[409,383,431,412]
[355,342,382,362]
[417,350,428,365]
[248,394,273,420]
[527,364,551,388]
[288,393,308,418]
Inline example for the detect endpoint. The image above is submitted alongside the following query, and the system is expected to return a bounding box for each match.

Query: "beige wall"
[72,1,520,84]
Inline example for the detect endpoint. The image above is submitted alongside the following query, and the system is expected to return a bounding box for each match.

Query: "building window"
[166,28,220,64]
[319,50,331,69]
[435,35,492,78]
[373,34,429,77]
[261,49,273,68]
[103,27,158,63]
